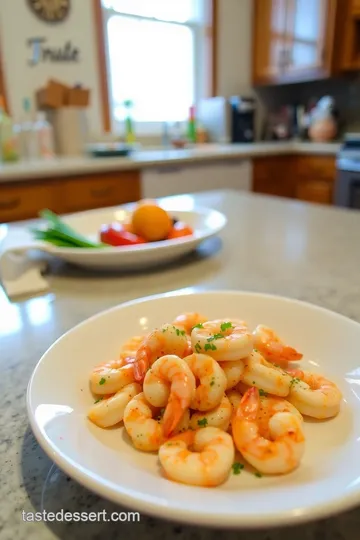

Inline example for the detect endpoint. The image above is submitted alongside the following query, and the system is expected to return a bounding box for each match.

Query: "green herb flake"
[94,398,103,404]
[207,333,224,342]
[254,471,263,478]
[175,328,186,336]
[197,418,208,427]
[253,348,258,352]
[99,377,106,385]
[204,343,217,352]
[290,377,301,387]
[210,377,215,387]
[220,322,233,332]
[259,389,267,397]
[195,343,202,353]
[192,323,204,330]
[232,462,244,475]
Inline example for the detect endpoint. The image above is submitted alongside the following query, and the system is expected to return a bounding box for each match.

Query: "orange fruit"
[131,203,172,241]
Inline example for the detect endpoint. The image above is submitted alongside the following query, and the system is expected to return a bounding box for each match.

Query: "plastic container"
[34,112,55,158]
[20,98,38,160]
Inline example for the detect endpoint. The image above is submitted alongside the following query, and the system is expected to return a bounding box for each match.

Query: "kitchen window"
[101,0,213,134]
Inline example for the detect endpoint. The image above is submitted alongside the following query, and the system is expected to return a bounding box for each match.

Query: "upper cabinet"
[253,0,349,84]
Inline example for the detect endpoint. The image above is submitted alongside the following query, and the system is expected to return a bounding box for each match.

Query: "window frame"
[93,0,217,133]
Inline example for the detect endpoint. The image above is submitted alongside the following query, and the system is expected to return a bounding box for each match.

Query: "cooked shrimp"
[256,394,303,439]
[219,360,244,389]
[191,319,253,361]
[173,312,208,335]
[226,389,243,412]
[253,325,303,365]
[241,351,292,397]
[88,383,141,428]
[232,387,305,474]
[133,324,189,382]
[119,335,144,362]
[190,395,232,431]
[158,427,235,486]
[287,369,342,419]
[143,355,196,436]
[123,392,165,451]
[184,353,227,411]
[90,360,136,394]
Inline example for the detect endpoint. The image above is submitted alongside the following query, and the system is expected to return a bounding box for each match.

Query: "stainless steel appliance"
[335,134,360,208]
[198,96,256,144]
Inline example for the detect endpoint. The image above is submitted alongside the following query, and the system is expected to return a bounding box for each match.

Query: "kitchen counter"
[2,189,360,540]
[0,141,341,183]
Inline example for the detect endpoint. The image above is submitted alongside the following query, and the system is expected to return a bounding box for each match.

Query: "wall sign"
[28,37,80,65]
[27,0,71,23]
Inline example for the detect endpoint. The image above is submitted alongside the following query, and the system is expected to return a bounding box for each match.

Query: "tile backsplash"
[254,73,360,138]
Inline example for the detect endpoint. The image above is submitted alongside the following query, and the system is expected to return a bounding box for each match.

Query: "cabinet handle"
[90,187,114,198]
[0,197,21,211]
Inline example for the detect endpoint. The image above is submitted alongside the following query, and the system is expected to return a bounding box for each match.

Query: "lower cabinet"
[253,155,336,205]
[141,160,252,199]
[0,170,141,223]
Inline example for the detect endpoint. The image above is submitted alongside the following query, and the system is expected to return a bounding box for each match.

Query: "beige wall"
[0,0,102,133]
[217,0,253,97]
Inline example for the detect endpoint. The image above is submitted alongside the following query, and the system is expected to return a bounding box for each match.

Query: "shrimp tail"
[286,368,304,379]
[133,348,149,382]
[236,387,260,421]
[162,395,186,437]
[167,430,195,445]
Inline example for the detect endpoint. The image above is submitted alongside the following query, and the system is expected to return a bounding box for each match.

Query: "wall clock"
[27,0,71,23]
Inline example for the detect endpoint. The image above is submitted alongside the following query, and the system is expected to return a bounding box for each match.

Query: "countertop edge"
[0,142,341,183]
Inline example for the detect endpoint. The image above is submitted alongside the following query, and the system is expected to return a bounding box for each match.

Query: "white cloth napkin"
[0,226,49,299]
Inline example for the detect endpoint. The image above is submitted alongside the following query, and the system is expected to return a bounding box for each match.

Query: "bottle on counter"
[0,96,20,163]
[187,105,197,144]
[19,97,37,161]
[33,111,55,159]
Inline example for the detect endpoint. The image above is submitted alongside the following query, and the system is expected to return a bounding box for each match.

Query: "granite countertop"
[1,189,360,540]
[0,141,341,183]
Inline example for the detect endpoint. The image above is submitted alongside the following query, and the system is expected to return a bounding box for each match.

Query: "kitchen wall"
[0,0,102,133]
[217,0,253,97]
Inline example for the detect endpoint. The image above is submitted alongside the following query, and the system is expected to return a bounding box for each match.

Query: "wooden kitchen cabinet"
[0,170,141,223]
[295,179,333,204]
[253,156,296,198]
[253,0,345,84]
[60,171,140,213]
[252,0,288,82]
[253,155,336,205]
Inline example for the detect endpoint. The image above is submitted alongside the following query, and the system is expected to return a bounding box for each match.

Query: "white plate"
[27,290,360,528]
[5,203,226,270]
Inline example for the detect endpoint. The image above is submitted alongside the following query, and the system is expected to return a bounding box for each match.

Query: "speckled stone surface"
[1,190,360,540]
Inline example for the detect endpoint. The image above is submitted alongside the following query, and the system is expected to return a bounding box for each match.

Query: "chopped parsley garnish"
[207,333,224,342]
[210,377,215,387]
[99,377,106,385]
[195,343,202,353]
[254,471,263,478]
[252,381,256,385]
[220,322,233,332]
[94,398,103,404]
[259,389,267,397]
[197,418,208,427]
[232,462,244,475]
[192,323,204,330]
[175,328,186,336]
[204,343,217,352]
[290,377,301,387]
[253,348,258,352]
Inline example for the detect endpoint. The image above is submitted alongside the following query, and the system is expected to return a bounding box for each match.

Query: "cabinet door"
[253,0,289,83]
[285,0,330,76]
[141,161,251,199]
[295,179,333,204]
